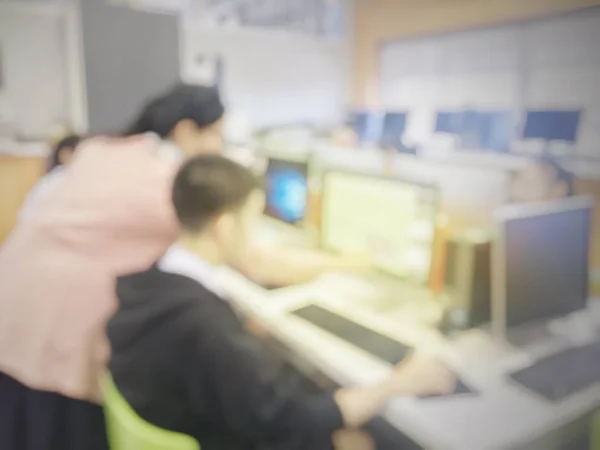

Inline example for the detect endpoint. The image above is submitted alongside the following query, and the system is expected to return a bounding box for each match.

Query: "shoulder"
[73,135,179,172]
[18,168,65,221]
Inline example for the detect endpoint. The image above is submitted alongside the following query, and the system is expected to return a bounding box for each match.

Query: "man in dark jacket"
[108,155,454,450]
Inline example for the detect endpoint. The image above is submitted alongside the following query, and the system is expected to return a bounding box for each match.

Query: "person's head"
[48,134,81,172]
[510,157,574,203]
[172,155,263,265]
[125,83,225,156]
[330,125,358,148]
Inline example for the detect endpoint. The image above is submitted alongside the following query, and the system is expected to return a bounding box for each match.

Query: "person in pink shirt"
[0,84,370,450]
[19,134,82,222]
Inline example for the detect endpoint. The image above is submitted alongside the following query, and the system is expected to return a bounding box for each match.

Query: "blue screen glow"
[265,164,308,224]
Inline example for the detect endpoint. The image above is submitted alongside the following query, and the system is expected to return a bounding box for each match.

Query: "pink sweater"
[0,136,179,403]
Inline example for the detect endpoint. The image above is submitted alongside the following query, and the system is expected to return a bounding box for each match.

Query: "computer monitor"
[481,111,515,153]
[491,196,593,340]
[348,110,382,143]
[459,111,484,149]
[460,111,515,152]
[522,110,582,143]
[320,171,439,284]
[264,158,309,225]
[435,111,466,134]
[380,111,408,150]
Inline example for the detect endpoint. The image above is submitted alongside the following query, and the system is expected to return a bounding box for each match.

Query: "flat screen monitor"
[380,112,408,150]
[348,111,382,143]
[321,171,439,284]
[481,111,515,152]
[264,158,308,225]
[522,110,581,142]
[435,111,466,134]
[460,110,484,148]
[492,196,592,339]
[460,111,515,152]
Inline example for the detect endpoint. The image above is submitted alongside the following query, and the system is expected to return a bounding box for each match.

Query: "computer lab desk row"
[216,267,600,450]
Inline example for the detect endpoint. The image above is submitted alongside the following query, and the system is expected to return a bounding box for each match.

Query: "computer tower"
[442,231,491,331]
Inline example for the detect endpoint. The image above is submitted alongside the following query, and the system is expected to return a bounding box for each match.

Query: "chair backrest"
[102,374,200,450]
[592,409,600,450]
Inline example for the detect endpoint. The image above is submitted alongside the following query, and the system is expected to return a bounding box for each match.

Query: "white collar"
[158,244,224,298]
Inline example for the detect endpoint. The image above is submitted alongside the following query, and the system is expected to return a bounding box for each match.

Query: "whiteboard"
[381,26,522,145]
[380,9,600,157]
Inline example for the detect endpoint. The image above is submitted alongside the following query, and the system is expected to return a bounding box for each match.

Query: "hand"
[391,353,456,396]
[245,317,270,340]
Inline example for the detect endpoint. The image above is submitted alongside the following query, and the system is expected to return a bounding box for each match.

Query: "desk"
[218,225,600,450]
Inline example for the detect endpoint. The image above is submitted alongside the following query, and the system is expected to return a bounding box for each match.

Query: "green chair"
[592,410,600,450]
[103,374,200,450]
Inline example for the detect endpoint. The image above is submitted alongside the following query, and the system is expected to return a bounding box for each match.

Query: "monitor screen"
[435,111,466,134]
[522,110,581,142]
[264,158,308,225]
[380,112,408,150]
[348,111,382,143]
[460,111,484,148]
[481,111,515,153]
[494,198,592,332]
[321,172,439,284]
[460,111,515,152]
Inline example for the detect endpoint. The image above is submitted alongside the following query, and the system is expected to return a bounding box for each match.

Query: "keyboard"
[292,304,476,398]
[291,304,411,364]
[509,339,600,401]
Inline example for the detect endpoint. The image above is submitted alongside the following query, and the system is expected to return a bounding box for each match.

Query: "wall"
[378,11,600,157]
[182,24,350,129]
[352,0,600,107]
[0,156,44,243]
[0,3,69,138]
[80,0,181,134]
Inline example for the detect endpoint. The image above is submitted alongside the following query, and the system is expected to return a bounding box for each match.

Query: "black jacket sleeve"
[193,323,344,449]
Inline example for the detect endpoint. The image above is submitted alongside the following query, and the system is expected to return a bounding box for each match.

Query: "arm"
[239,243,372,287]
[333,353,455,428]
[198,329,344,448]
[198,325,454,446]
[18,170,62,222]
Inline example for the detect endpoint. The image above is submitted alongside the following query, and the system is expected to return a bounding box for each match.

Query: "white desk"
[220,224,600,450]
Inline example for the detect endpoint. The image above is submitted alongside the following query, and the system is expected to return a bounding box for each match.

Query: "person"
[124,84,372,286]
[330,125,358,148]
[19,134,82,221]
[509,156,574,204]
[0,83,369,450]
[108,155,455,450]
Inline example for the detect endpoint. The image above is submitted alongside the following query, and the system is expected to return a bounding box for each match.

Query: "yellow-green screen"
[322,172,436,283]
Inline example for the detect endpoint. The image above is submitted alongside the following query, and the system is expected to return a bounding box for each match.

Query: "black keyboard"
[291,304,411,364]
[509,339,600,401]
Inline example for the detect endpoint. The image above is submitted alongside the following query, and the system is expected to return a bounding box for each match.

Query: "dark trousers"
[0,372,109,450]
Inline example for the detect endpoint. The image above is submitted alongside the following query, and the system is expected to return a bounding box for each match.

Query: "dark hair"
[172,155,260,232]
[124,83,225,138]
[538,156,575,196]
[49,134,81,172]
